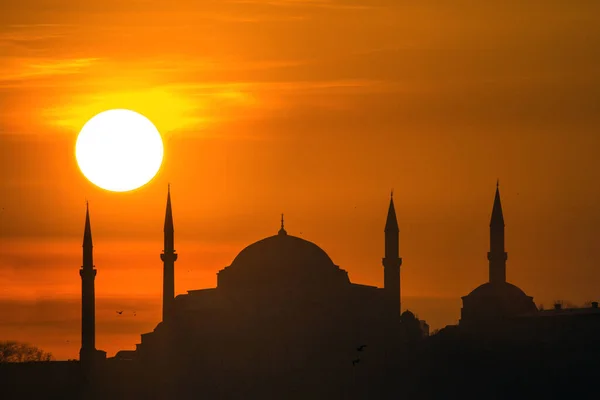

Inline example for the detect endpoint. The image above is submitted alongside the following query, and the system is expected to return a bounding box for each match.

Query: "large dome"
[231,233,335,271]
[217,229,350,290]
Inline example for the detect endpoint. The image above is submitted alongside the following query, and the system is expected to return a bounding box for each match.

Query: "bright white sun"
[76,109,164,192]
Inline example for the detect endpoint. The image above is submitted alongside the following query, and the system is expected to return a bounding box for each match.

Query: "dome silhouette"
[231,234,335,271]
[217,230,350,290]
[461,281,538,324]
[466,281,530,299]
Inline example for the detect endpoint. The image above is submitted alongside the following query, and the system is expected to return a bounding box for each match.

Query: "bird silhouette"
[116,311,123,315]
[352,358,360,366]
[356,345,367,352]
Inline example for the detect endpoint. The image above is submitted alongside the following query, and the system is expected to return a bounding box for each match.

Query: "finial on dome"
[278,213,287,235]
[496,179,499,188]
[391,189,394,198]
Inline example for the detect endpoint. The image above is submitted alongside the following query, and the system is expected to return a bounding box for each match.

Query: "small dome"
[461,281,538,324]
[466,282,529,299]
[401,310,417,321]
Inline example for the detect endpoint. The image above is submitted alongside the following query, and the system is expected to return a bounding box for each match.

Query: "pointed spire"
[385,191,399,232]
[490,182,504,227]
[82,201,94,270]
[278,213,287,235]
[83,201,92,247]
[383,190,402,316]
[80,200,97,362]
[161,184,177,322]
[488,181,507,283]
[164,184,173,232]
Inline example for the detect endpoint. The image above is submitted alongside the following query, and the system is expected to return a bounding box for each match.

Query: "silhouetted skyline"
[1,0,600,363]
[3,184,600,399]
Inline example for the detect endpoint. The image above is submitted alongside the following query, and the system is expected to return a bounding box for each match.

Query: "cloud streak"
[226,0,375,10]
[0,57,100,82]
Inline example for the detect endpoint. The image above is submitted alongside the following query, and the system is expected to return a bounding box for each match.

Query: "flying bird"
[352,358,361,366]
[356,345,367,352]
[116,311,123,315]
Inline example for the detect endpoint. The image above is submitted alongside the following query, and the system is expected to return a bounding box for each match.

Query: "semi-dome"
[217,227,350,290]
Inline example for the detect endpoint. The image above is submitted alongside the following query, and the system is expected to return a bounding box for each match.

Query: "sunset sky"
[1,0,599,360]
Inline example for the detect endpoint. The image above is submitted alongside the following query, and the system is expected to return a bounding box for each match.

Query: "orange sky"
[1,1,600,360]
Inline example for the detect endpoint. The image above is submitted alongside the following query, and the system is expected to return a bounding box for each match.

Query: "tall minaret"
[80,202,97,362]
[488,180,507,284]
[161,184,178,322]
[383,190,402,316]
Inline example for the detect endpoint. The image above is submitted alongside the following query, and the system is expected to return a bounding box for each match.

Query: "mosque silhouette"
[3,183,600,399]
[81,186,412,369]
[81,183,532,367]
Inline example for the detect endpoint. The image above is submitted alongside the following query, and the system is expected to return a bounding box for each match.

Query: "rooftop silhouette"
[2,184,600,400]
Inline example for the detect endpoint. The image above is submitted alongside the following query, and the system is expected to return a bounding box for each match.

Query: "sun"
[75,109,164,192]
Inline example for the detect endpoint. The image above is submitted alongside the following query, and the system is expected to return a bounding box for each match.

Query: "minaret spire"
[385,192,399,233]
[80,202,97,363]
[83,201,93,265]
[488,182,507,283]
[164,184,174,248]
[383,191,402,316]
[161,185,178,322]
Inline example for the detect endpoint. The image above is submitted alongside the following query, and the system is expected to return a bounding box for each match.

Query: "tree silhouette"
[0,341,54,363]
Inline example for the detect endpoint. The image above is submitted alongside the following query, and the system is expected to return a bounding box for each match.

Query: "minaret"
[382,190,402,316]
[161,184,178,322]
[488,180,507,284]
[80,202,97,362]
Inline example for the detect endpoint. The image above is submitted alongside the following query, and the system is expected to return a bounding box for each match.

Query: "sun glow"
[75,109,164,192]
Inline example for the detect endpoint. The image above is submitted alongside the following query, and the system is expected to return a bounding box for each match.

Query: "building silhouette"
[383,191,402,316]
[3,182,600,400]
[160,184,177,322]
[129,190,415,394]
[460,182,538,329]
[79,202,106,369]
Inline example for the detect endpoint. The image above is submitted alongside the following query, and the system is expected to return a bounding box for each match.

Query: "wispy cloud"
[226,0,374,10]
[205,13,308,22]
[0,57,100,82]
